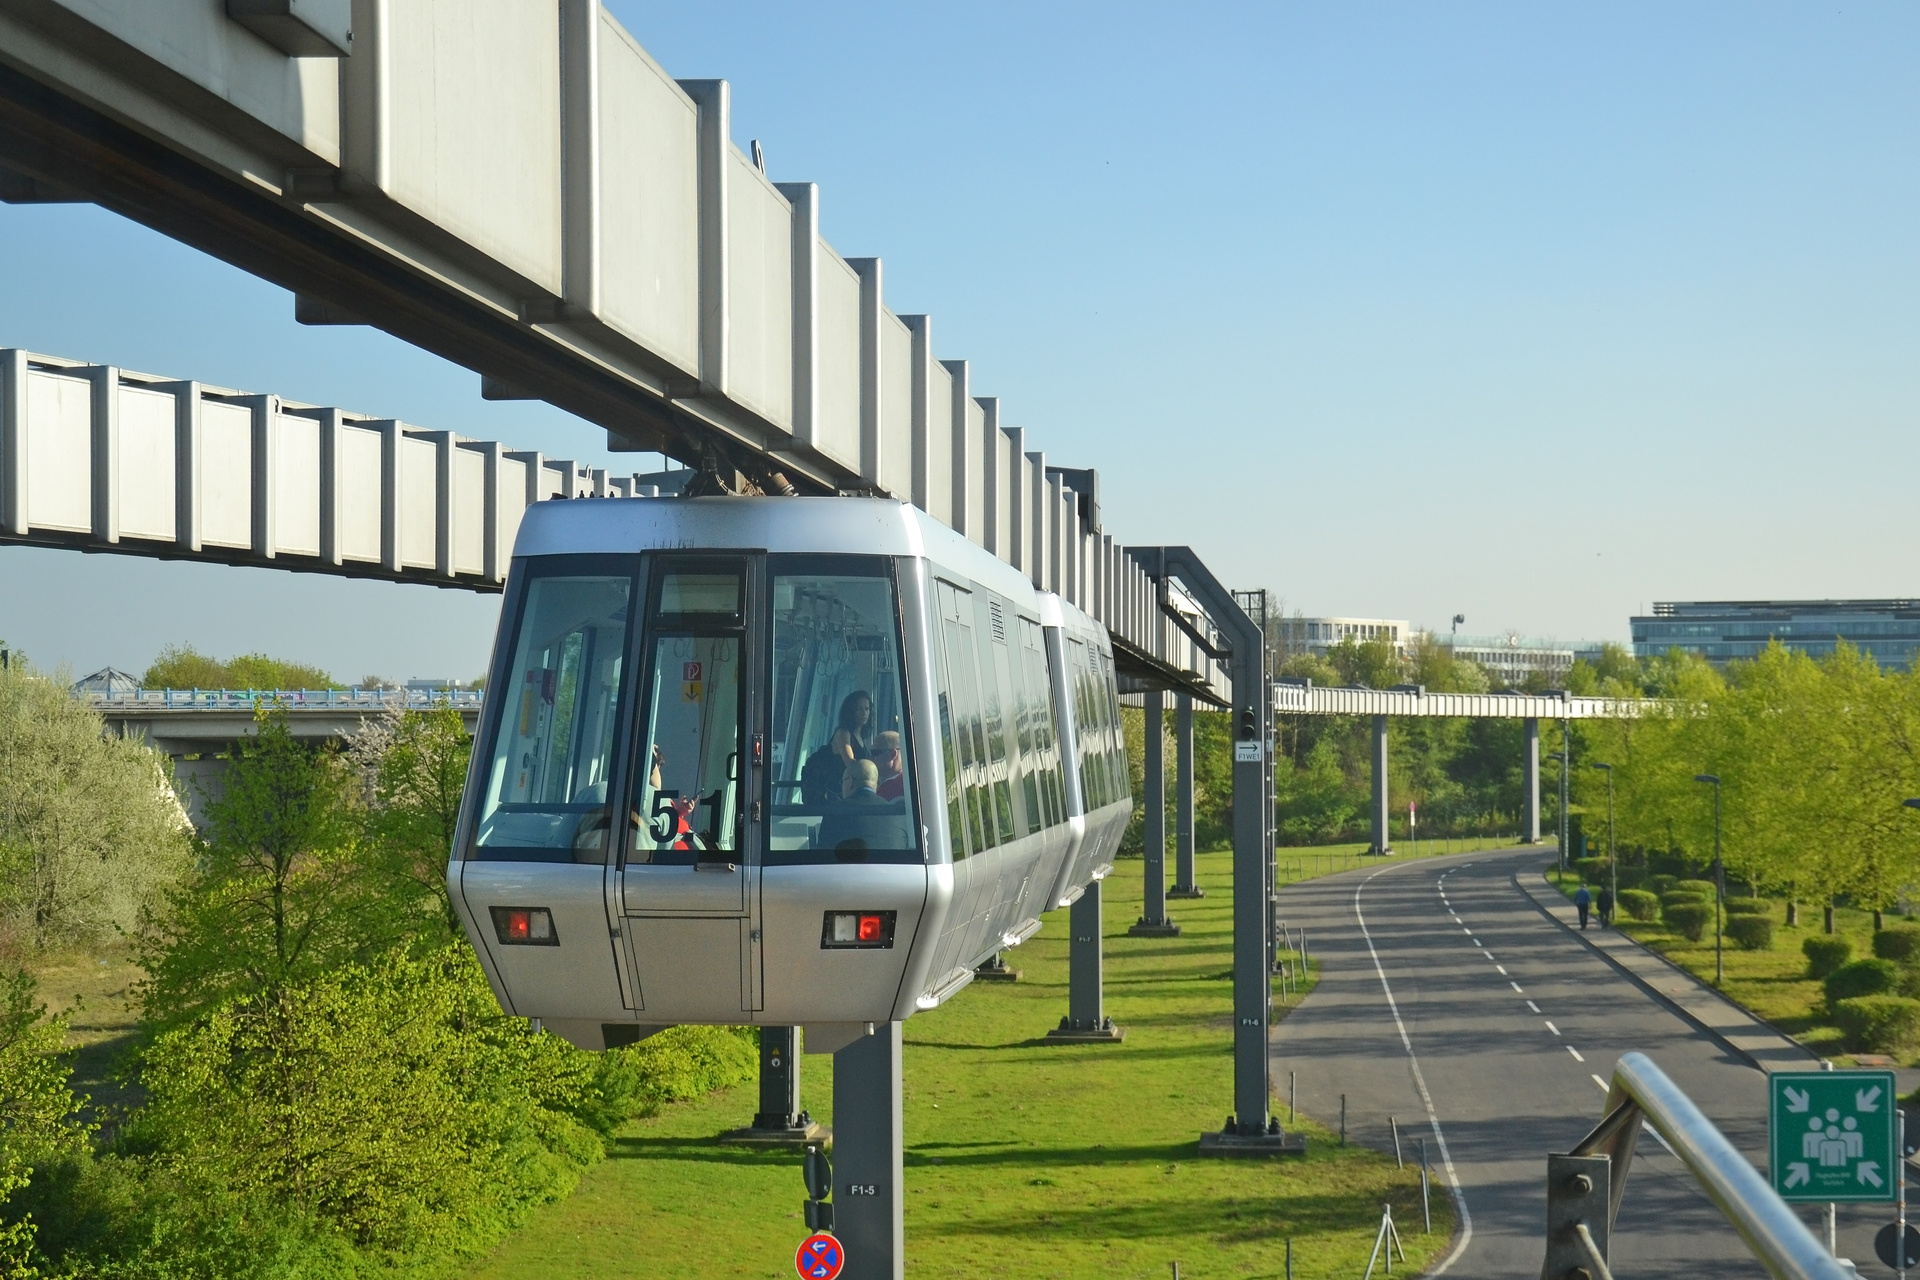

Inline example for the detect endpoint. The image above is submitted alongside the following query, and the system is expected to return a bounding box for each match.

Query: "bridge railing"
[1543,1051,1850,1280]
[81,688,484,711]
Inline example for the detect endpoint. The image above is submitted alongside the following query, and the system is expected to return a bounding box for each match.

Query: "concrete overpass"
[1273,680,1659,855]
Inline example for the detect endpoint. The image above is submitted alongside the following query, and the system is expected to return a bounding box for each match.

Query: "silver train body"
[450,496,1133,1050]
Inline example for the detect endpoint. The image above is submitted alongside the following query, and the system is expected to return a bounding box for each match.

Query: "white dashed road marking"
[1567,1046,1585,1062]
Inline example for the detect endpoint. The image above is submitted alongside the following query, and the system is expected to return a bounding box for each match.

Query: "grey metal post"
[1048,879,1122,1039]
[1132,691,1178,935]
[832,1023,904,1280]
[1171,692,1202,897]
[1370,714,1390,856]
[1523,716,1541,844]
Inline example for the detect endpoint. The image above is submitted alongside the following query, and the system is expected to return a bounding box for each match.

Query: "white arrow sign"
[1785,1163,1811,1189]
[1784,1087,1811,1113]
[1857,1086,1883,1113]
[1858,1161,1884,1188]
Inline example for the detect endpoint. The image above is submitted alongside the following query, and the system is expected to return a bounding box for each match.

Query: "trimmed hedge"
[1723,898,1770,917]
[1660,891,1706,914]
[1803,936,1854,978]
[1574,857,1613,885]
[1873,925,1920,963]
[1664,902,1713,942]
[1826,958,1900,1006]
[1833,995,1920,1055]
[1617,888,1661,922]
[1727,914,1773,950]
[1675,879,1720,901]
[1649,874,1677,893]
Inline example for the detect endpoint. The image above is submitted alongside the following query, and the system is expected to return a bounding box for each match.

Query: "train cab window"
[473,569,634,861]
[767,557,920,864]
[631,565,744,865]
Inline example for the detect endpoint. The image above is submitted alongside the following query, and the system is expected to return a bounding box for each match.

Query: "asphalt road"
[1271,845,1905,1277]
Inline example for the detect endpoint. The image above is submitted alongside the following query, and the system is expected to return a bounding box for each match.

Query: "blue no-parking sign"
[795,1231,844,1280]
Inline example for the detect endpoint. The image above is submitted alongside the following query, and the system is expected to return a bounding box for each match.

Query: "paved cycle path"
[1271,846,1896,1277]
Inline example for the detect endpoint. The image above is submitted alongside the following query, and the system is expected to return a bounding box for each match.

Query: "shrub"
[1826,958,1900,1006]
[1664,902,1714,942]
[126,944,755,1268]
[1723,898,1770,917]
[1873,925,1920,963]
[1649,874,1677,893]
[1618,889,1661,922]
[1727,914,1773,950]
[1574,857,1613,885]
[1675,879,1719,901]
[1661,891,1712,917]
[1833,995,1920,1055]
[1804,936,1854,978]
[0,659,192,951]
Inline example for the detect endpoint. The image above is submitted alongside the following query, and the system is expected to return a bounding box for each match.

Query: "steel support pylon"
[1132,690,1179,936]
[832,1023,904,1280]
[1169,692,1203,898]
[1049,879,1124,1040]
[1523,716,1542,844]
[1369,714,1391,856]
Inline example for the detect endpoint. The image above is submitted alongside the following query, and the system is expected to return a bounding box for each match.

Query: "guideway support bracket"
[1130,689,1181,937]
[1135,548,1301,1156]
[1046,878,1125,1041]
[1167,691,1204,898]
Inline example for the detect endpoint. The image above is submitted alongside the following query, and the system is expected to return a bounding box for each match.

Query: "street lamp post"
[1696,774,1724,986]
[1593,763,1615,919]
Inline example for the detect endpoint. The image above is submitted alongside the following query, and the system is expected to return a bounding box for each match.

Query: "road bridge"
[1274,680,1657,857]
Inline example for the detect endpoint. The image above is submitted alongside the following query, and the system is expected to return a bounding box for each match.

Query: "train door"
[619,554,766,1018]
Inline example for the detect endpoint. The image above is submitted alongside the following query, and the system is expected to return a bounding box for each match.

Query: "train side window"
[932,580,988,857]
[1021,622,1064,828]
[766,559,920,864]
[974,593,1019,845]
[473,570,634,861]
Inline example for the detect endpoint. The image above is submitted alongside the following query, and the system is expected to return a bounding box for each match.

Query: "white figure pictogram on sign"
[1805,1109,1864,1168]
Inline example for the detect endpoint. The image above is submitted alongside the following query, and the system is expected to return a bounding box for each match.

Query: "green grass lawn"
[1274,836,1502,888]
[1545,870,1892,1062]
[461,849,1454,1279]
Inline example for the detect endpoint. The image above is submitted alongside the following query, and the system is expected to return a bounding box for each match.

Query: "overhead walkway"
[1274,679,1660,854]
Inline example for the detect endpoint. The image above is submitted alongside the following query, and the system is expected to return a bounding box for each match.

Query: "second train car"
[450,495,1133,1050]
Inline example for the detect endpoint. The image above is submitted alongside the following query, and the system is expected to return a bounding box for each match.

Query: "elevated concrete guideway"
[1274,681,1659,855]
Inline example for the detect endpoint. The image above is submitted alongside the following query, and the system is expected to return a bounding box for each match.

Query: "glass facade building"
[1631,600,1920,669]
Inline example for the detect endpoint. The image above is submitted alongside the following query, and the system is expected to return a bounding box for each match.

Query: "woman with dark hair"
[830,690,874,765]
[800,689,875,807]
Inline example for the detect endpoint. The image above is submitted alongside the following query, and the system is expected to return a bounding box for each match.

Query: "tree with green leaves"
[137,707,400,1028]
[351,703,474,940]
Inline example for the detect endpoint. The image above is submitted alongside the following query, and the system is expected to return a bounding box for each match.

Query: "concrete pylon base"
[1365,845,1394,857]
[719,1119,831,1147]
[1198,1127,1308,1158]
[1045,1017,1126,1043]
[972,960,1021,981]
[1167,885,1206,899]
[1128,917,1181,938]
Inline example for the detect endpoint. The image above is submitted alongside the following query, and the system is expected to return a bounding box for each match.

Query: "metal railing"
[1543,1052,1853,1280]
[80,687,483,711]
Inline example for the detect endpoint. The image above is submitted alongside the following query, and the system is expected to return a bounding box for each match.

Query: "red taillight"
[858,914,884,943]
[490,906,558,946]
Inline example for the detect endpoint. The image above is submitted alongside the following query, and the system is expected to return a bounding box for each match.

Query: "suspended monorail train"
[450,496,1133,1051]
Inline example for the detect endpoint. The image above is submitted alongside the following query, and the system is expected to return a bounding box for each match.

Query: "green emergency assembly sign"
[1769,1069,1897,1204]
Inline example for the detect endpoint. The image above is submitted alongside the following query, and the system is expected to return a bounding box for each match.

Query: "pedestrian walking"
[1596,886,1614,928]
[1574,884,1592,930]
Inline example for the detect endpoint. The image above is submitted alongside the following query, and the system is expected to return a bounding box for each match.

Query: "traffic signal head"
[1238,708,1257,740]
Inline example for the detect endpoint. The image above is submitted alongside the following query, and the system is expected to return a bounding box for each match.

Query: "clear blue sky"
[3,2,1915,680]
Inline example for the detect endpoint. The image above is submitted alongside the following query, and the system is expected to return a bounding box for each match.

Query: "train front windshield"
[767,557,919,863]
